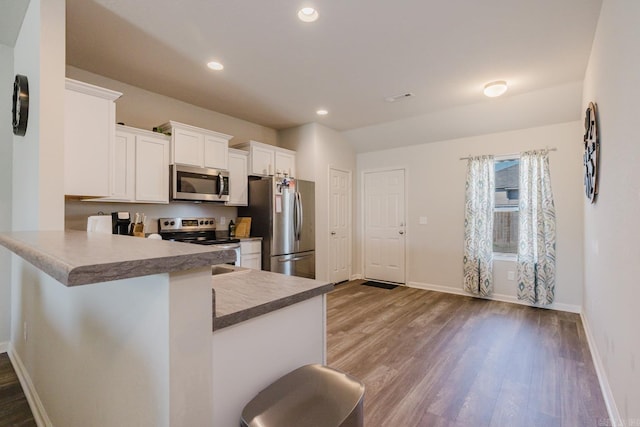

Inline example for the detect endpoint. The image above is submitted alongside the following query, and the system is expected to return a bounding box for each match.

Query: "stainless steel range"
[158,217,241,265]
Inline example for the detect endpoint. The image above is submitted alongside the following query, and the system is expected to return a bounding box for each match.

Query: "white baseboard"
[8,347,52,427]
[581,312,623,426]
[407,281,581,313]
[349,273,362,281]
[0,341,8,354]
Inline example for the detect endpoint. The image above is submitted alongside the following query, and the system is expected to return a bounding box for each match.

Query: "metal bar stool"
[241,364,365,427]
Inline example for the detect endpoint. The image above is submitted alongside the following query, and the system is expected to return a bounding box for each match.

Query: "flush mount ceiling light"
[316,109,328,116]
[207,61,224,71]
[483,80,508,97]
[298,7,319,22]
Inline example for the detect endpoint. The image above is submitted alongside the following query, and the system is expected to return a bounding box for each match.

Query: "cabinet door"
[226,152,248,206]
[241,254,262,270]
[109,130,136,201]
[250,145,275,176]
[64,89,115,197]
[204,135,229,170]
[173,127,203,167]
[136,135,170,203]
[275,150,296,178]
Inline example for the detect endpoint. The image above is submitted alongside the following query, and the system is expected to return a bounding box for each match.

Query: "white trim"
[349,273,362,281]
[8,347,52,427]
[0,341,8,354]
[581,312,624,426]
[407,281,581,313]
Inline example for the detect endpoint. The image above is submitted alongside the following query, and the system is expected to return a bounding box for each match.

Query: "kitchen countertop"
[0,230,236,286]
[211,266,333,330]
[238,237,262,241]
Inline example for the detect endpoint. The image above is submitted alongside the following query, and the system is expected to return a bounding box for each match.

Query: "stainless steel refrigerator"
[238,177,315,279]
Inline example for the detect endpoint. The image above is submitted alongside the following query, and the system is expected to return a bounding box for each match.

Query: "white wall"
[66,66,278,147]
[279,123,357,282]
[355,121,584,309]
[582,0,640,423]
[0,43,14,349]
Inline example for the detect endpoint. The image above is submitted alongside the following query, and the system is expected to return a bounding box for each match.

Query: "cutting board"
[235,217,252,238]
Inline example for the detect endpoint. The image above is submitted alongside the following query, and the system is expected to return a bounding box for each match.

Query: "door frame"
[327,166,353,283]
[360,166,409,284]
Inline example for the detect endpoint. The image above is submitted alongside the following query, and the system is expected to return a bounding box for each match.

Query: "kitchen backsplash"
[65,200,238,234]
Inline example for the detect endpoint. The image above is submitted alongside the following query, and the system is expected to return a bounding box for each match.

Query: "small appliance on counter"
[111,212,131,235]
[87,215,112,234]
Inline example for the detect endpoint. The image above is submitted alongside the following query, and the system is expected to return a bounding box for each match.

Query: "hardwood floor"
[0,353,35,427]
[327,281,609,427]
[0,281,609,427]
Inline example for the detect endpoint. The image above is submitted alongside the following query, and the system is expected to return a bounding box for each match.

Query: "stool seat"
[240,364,365,427]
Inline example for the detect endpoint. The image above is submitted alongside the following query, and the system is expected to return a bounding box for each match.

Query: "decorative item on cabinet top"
[157,121,233,170]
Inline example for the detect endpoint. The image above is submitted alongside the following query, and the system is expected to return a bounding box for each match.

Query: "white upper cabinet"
[226,149,248,206]
[64,78,122,197]
[159,121,232,170]
[102,125,170,204]
[235,140,296,178]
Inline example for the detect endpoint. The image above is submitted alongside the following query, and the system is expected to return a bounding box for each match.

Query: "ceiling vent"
[384,92,415,102]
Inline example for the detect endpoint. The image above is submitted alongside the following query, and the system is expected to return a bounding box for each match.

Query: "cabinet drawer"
[240,240,261,254]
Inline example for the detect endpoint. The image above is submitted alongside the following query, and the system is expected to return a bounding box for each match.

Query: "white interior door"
[329,168,351,283]
[364,169,406,284]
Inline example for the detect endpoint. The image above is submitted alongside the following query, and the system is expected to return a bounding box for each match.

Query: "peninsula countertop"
[211,266,333,330]
[0,230,236,286]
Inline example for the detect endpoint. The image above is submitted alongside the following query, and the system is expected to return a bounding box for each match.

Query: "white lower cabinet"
[240,240,262,269]
[105,125,170,203]
[225,149,248,206]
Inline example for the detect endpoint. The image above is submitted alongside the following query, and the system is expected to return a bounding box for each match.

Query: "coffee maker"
[111,212,131,235]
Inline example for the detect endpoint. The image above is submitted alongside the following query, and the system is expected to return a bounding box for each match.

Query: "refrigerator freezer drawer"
[270,251,315,279]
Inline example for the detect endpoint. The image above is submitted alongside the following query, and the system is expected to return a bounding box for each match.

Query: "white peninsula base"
[212,295,326,426]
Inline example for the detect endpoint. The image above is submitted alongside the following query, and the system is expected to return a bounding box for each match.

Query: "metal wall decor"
[12,74,29,136]
[583,102,599,203]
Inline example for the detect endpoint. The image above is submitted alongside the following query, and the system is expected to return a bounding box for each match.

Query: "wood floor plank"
[327,281,610,427]
[0,353,36,427]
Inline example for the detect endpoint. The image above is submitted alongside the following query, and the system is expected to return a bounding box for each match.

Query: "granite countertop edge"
[212,282,334,331]
[0,230,235,287]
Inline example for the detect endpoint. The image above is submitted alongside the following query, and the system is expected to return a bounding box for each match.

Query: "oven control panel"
[158,217,216,232]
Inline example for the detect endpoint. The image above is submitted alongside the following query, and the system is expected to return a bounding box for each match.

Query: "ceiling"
[63,1,600,150]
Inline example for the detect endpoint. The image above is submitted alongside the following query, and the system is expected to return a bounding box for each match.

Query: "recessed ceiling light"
[483,80,508,97]
[207,61,224,71]
[316,109,328,116]
[298,7,319,22]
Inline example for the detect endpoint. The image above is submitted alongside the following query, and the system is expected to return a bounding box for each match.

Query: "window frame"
[493,154,520,259]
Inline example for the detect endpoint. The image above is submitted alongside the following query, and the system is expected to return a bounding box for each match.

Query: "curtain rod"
[459,147,557,161]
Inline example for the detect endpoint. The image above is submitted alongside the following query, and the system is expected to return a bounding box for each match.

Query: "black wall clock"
[583,102,599,203]
[12,74,29,136]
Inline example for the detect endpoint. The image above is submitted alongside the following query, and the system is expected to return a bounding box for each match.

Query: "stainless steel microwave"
[170,164,230,202]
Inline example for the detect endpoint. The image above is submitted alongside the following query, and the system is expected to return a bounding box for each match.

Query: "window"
[494,158,519,254]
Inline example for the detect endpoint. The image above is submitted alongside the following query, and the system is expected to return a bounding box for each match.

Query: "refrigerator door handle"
[278,256,309,262]
[296,192,303,241]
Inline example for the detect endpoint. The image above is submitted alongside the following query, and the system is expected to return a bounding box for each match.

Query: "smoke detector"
[384,92,415,102]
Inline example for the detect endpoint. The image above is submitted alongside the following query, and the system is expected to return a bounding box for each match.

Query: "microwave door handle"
[218,173,224,199]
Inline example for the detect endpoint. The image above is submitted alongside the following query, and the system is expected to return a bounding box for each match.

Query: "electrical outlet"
[219,217,226,226]
[507,271,515,281]
[23,321,28,342]
[419,216,428,225]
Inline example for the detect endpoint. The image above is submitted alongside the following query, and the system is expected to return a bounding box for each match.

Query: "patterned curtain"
[463,156,495,296]
[517,150,556,305]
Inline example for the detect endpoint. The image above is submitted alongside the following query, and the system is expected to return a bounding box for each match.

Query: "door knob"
[399,231,404,235]
[331,231,336,235]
